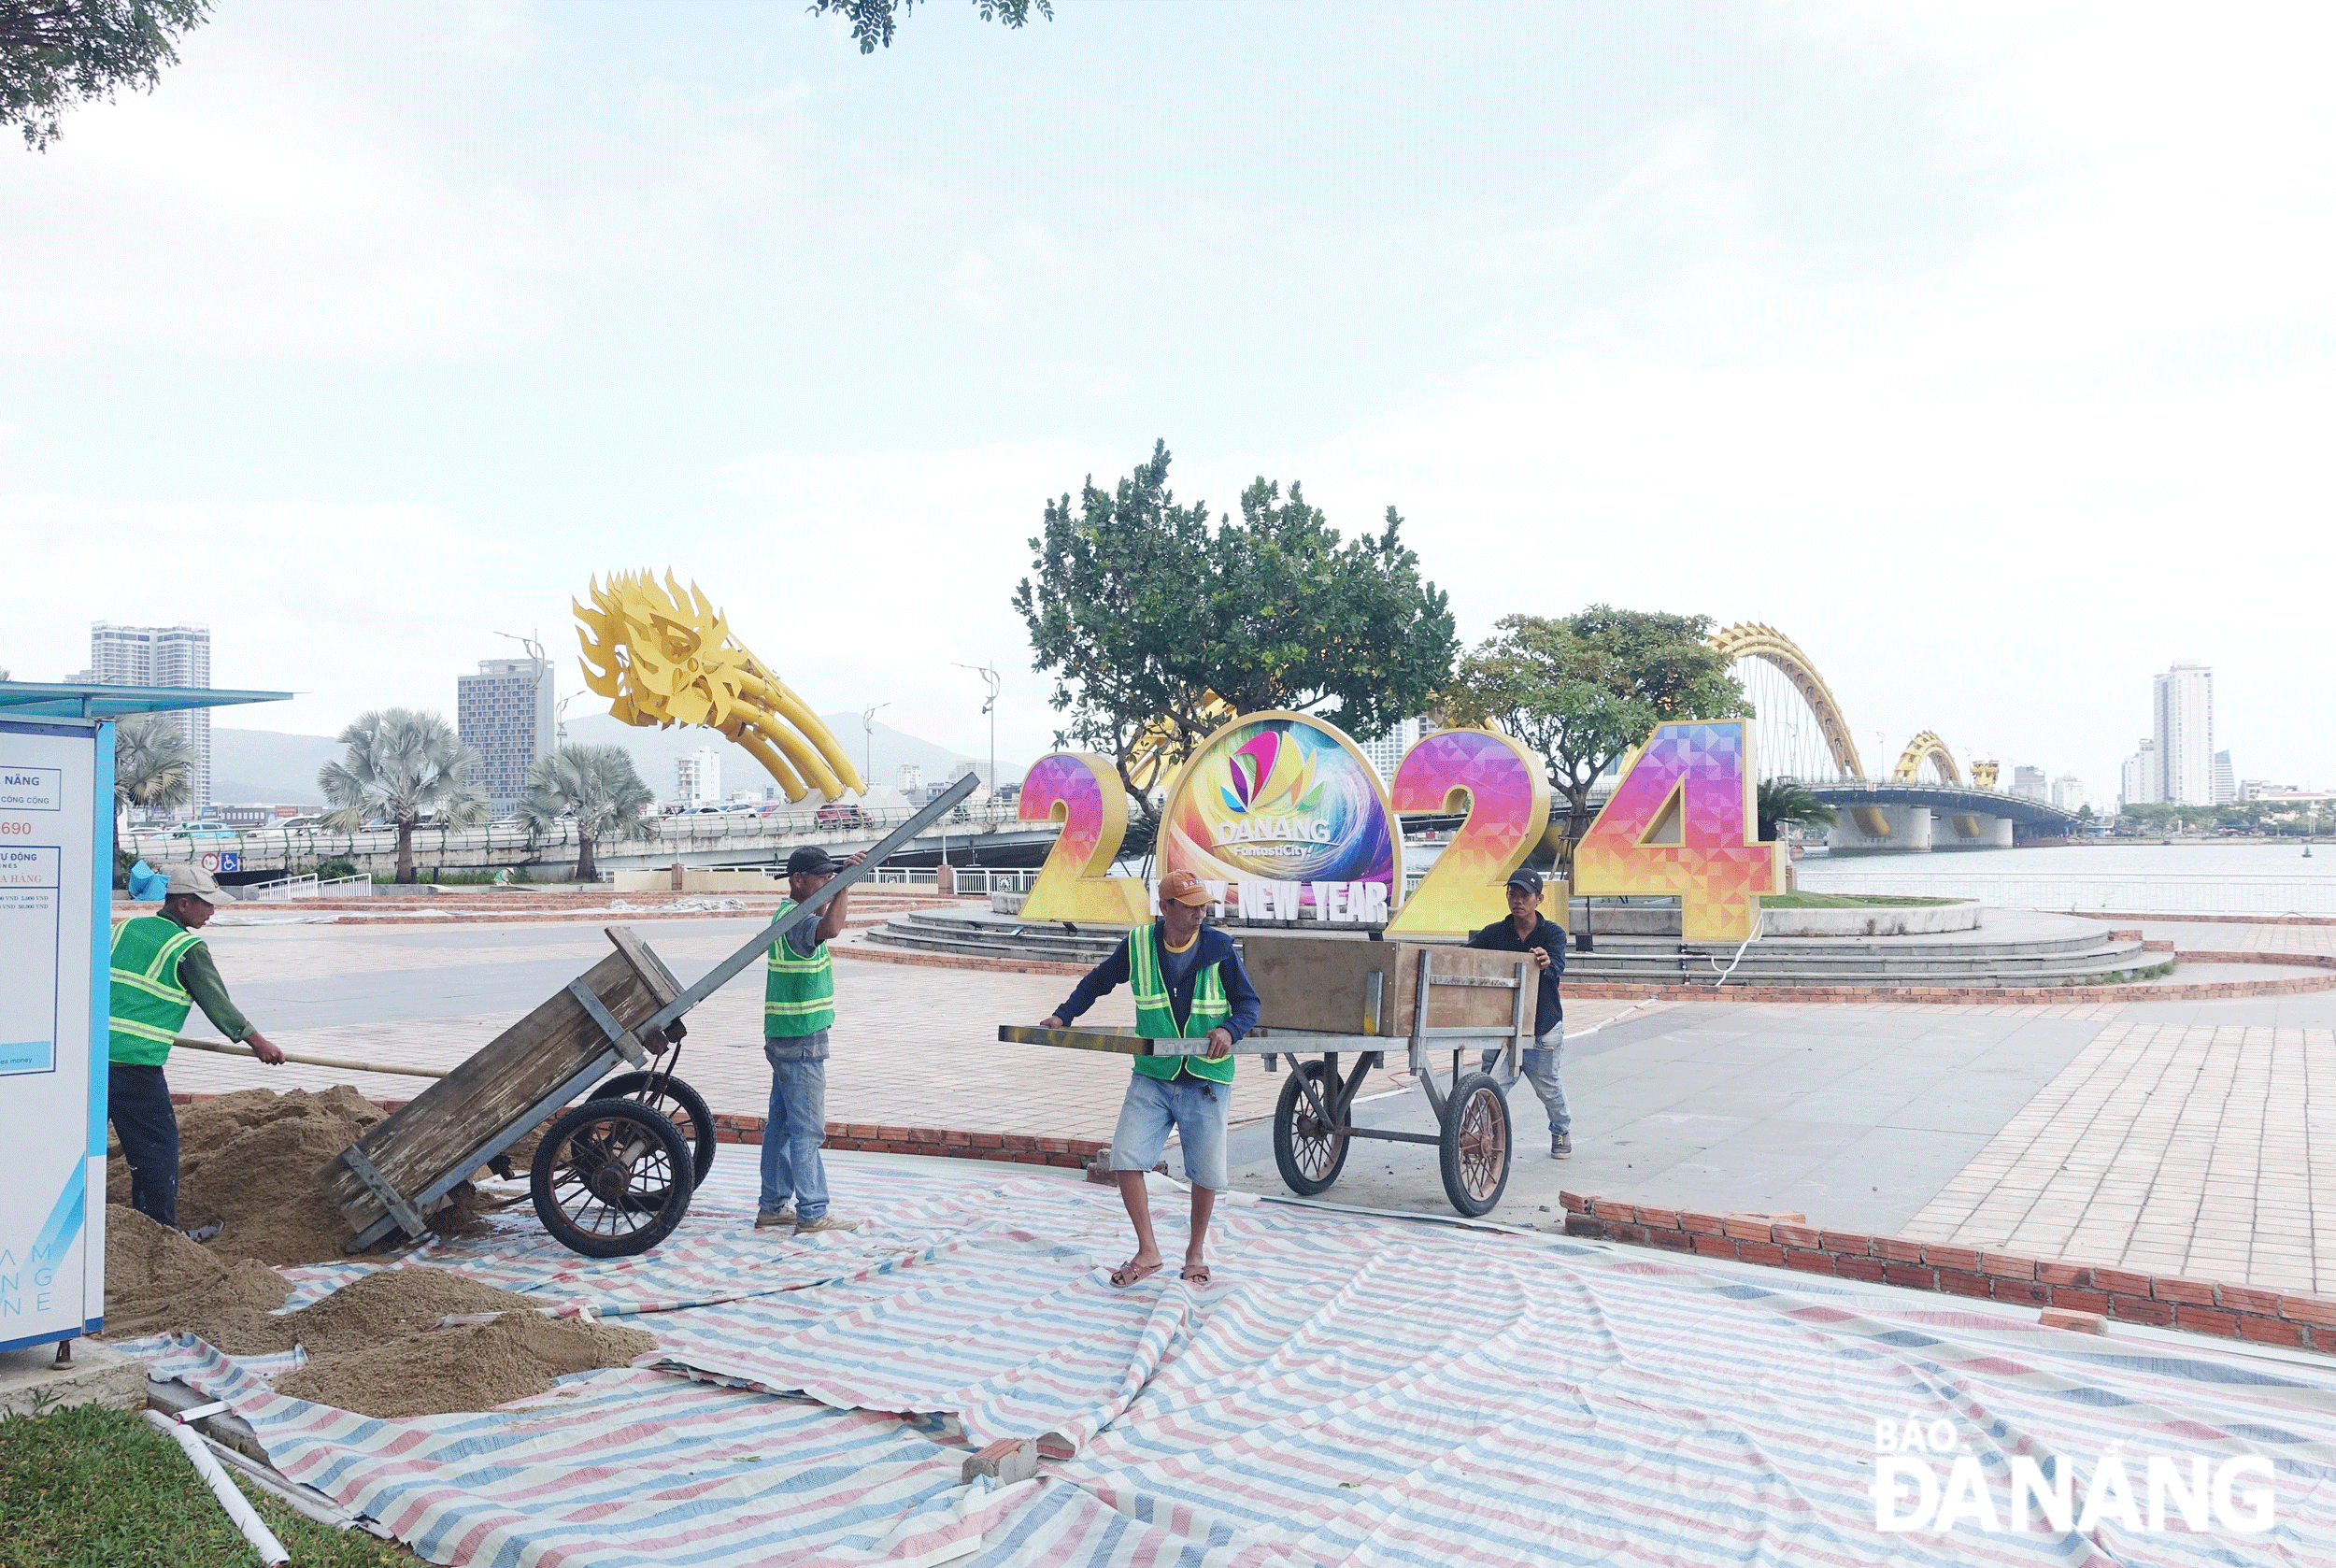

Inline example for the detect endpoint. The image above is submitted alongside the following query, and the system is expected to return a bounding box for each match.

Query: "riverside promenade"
[160,901,2336,1298]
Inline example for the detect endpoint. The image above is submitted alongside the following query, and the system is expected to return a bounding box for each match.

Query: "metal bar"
[1507,959,1529,1077]
[1293,1050,1337,1130]
[566,978,648,1066]
[339,1144,428,1241]
[639,773,982,1036]
[1361,970,1383,1036]
[1413,948,1445,1119]
[1346,1127,1443,1147]
[1424,974,1523,991]
[995,1024,1278,1057]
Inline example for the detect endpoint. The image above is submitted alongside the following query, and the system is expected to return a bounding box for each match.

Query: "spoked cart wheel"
[594,1071,717,1190]
[531,1098,695,1257]
[1273,1061,1353,1196]
[1437,1071,1512,1218]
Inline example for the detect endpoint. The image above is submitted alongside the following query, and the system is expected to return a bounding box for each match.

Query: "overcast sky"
[2,1,2329,798]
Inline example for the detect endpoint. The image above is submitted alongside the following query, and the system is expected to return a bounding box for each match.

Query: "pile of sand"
[103,1204,291,1344]
[276,1310,655,1418]
[207,1266,542,1359]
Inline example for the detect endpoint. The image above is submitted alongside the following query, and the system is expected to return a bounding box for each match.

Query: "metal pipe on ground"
[140,1408,291,1564]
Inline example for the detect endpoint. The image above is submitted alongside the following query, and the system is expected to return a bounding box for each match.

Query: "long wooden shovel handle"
[171,1035,449,1080]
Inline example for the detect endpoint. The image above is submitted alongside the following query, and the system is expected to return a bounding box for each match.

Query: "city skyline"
[87,620,212,810]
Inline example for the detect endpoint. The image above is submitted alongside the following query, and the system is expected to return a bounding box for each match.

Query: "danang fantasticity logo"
[1159,711,1398,891]
[1871,1416,2274,1535]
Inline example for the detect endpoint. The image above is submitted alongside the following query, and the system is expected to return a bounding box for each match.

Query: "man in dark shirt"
[1040,869,1261,1289]
[1467,867,1572,1159]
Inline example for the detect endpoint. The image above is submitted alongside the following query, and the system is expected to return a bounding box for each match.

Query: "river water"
[1797,840,2336,916]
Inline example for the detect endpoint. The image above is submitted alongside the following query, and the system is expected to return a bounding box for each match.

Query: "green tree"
[3,1,211,151]
[1756,777,1838,842]
[1438,608,1748,848]
[806,0,1050,53]
[112,710,194,817]
[317,709,487,884]
[518,744,655,885]
[1013,440,1456,828]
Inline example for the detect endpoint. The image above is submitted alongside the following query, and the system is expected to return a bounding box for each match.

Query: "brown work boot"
[754,1206,797,1229]
[793,1212,861,1235]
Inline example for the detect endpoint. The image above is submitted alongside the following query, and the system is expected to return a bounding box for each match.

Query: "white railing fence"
[1799,870,2336,918]
[243,873,318,902]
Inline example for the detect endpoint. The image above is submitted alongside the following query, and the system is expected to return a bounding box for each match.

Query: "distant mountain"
[211,714,1021,807]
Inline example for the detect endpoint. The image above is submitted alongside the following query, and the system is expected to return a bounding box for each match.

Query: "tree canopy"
[1438,607,1747,844]
[519,744,655,884]
[113,711,194,814]
[1013,440,1456,825]
[318,708,487,883]
[805,0,1050,54]
[2,1,211,151]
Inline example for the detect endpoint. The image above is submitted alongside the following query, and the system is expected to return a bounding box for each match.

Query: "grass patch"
[1758,891,1960,908]
[2087,961,2178,986]
[0,1404,412,1566]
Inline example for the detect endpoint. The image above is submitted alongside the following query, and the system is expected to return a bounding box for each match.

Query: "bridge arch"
[1893,731,1962,785]
[1707,622,1863,779]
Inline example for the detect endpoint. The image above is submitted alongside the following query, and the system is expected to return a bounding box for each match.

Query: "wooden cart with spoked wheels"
[1000,939,1539,1218]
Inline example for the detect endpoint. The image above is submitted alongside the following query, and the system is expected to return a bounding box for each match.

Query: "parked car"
[277,815,323,830]
[816,803,872,830]
[165,823,238,840]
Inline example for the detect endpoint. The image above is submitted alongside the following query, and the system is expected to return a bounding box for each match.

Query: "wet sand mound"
[276,1310,655,1418]
[208,1266,542,1359]
[103,1204,290,1344]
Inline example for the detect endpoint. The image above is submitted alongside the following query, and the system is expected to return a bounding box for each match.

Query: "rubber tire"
[1272,1061,1352,1197]
[531,1098,695,1258]
[594,1072,717,1190]
[1438,1071,1512,1219]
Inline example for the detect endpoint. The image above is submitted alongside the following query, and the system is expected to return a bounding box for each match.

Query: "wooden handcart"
[1000,937,1538,1217]
[317,775,983,1258]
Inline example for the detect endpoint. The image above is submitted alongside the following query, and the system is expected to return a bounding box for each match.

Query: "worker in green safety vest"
[109,865,286,1232]
[1041,868,1261,1290]
[757,844,866,1237]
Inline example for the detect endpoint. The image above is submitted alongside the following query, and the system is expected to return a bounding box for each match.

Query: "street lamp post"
[955,663,1001,816]
[861,703,890,794]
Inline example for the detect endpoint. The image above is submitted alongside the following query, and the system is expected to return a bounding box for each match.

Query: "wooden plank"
[317,927,684,1235]
[1239,934,1537,1037]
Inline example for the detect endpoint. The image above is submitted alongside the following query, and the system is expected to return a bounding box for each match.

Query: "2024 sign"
[1014,713,1779,941]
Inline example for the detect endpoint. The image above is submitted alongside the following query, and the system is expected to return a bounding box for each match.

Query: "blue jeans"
[1480,1035,1571,1139]
[110,1062,180,1226]
[1109,1072,1231,1190]
[761,1039,832,1220]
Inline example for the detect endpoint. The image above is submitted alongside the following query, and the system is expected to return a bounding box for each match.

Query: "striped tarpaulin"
[130,1153,2336,1565]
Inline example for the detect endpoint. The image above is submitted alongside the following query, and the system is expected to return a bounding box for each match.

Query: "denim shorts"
[1108,1072,1230,1191]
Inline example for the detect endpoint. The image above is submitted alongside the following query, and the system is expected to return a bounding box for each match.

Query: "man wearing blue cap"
[756,844,864,1235]
[1468,868,1572,1159]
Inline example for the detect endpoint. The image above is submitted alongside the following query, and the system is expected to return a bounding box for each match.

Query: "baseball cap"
[785,847,848,877]
[1157,869,1213,907]
[1504,867,1545,897]
[164,865,225,901]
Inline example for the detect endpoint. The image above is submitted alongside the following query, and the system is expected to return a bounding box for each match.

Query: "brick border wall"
[2072,909,2336,929]
[1557,1190,2336,1353]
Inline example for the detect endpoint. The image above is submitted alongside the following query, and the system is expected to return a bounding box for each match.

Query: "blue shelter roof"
[0,682,292,720]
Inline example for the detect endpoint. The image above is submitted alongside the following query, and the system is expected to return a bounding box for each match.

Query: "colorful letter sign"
[1382,728,1551,936]
[1016,752,1150,923]
[1571,718,1778,942]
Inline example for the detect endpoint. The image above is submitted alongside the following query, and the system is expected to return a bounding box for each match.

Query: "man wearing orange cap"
[1040,868,1260,1289]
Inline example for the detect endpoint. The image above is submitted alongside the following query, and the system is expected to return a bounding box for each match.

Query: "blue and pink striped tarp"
[129,1153,2336,1565]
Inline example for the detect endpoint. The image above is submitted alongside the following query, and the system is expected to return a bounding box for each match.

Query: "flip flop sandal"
[1110,1259,1164,1289]
[1179,1263,1212,1288]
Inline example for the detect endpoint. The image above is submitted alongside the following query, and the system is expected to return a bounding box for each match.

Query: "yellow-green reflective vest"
[1129,922,1233,1085]
[764,899,835,1036]
[109,914,205,1066]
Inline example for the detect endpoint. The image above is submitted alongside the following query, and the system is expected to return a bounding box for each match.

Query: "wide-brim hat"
[164,865,225,901]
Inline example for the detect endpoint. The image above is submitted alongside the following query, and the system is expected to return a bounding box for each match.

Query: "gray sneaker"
[1552,1134,1573,1160]
[754,1206,798,1230]
[793,1212,861,1235]
[179,1219,223,1244]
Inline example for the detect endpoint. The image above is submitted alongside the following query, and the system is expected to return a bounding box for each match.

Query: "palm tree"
[517,745,655,884]
[115,713,197,819]
[1757,777,1838,842]
[318,709,488,883]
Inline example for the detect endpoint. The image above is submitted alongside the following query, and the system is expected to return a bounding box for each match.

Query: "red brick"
[1559,1190,1593,1214]
[965,1132,1001,1149]
[715,1128,740,1144]
[2108,1295,2173,1327]
[2153,1276,2217,1306]
[1722,1216,1775,1243]
[1034,1136,1071,1153]
[2238,1316,2309,1347]
[1680,1210,1727,1236]
[1835,1256,1887,1284]
[2092,1267,2153,1296]
[1785,1248,1835,1276]
[737,1130,762,1145]
[1647,1230,1693,1252]
[1939,1269,1992,1298]
[1820,1231,1873,1256]
[1924,1244,1983,1273]
[1638,1205,1681,1230]
[1612,1224,1650,1247]
[1737,1242,1787,1268]
[1047,1153,1081,1167]
[1563,1215,1602,1238]
[2278,1294,2336,1327]
[942,1130,972,1147]
[1981,1252,2037,1281]
[2040,1309,2106,1333]
[1593,1199,1636,1223]
[1001,1133,1034,1151]
[1690,1234,1737,1258]
[2217,1283,2281,1316]
[2175,1304,2239,1337]
[1883,1263,1938,1290]
[1875,1235,1925,1263]
[846,1122,879,1139]
[1773,1222,1822,1249]
[908,1127,941,1144]
[1992,1279,2050,1305]
[2036,1260,2092,1287]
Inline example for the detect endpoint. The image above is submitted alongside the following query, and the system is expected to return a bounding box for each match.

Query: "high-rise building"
[896,763,923,794]
[676,747,721,805]
[2121,740,2159,809]
[2051,774,2086,812]
[2213,750,2235,805]
[456,657,555,809]
[91,622,212,811]
[1358,716,1439,784]
[2011,765,2048,800]
[2151,662,2215,805]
